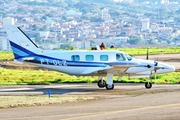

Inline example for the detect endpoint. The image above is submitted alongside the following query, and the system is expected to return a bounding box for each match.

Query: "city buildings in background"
[0,0,180,51]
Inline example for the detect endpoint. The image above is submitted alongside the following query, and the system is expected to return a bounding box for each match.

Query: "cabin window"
[116,53,125,61]
[71,55,80,61]
[100,55,108,61]
[86,55,94,61]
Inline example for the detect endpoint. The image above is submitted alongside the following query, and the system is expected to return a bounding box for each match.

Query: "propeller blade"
[155,70,156,85]
[146,48,149,60]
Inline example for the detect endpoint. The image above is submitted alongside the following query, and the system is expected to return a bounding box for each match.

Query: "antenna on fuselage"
[146,48,149,60]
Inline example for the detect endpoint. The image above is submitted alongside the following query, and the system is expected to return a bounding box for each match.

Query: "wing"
[82,66,113,74]
[82,61,141,75]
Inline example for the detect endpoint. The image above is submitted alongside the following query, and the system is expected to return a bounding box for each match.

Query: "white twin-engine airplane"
[5,25,175,90]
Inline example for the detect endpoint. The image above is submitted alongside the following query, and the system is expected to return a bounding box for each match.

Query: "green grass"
[1,47,180,61]
[0,51,14,61]
[109,47,180,55]
[0,68,179,85]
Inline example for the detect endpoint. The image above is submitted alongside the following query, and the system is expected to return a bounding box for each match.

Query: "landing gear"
[145,82,152,89]
[145,78,152,89]
[97,73,115,90]
[106,84,114,90]
[106,73,114,90]
[97,80,106,88]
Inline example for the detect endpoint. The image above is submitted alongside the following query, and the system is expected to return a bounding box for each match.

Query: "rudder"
[5,25,41,59]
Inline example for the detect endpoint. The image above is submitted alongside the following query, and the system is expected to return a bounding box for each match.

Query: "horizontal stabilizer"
[17,57,35,61]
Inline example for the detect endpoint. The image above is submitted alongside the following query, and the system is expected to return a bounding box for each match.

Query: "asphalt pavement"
[0,83,180,120]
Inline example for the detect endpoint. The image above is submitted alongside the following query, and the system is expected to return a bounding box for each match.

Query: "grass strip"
[0,68,179,85]
[0,96,100,109]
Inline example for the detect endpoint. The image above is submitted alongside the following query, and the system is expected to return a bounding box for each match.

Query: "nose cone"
[156,62,175,74]
[168,65,175,72]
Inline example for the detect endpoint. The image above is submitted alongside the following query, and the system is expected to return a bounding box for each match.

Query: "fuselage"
[23,50,175,77]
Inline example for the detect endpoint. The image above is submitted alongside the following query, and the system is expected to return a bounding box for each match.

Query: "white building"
[0,37,11,51]
[3,17,14,27]
[72,41,90,49]
[40,31,50,38]
[141,18,150,31]
[112,37,129,43]
[66,10,82,16]
[1,17,14,51]
[102,8,109,20]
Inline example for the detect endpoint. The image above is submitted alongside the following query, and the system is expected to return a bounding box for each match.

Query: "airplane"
[5,25,175,90]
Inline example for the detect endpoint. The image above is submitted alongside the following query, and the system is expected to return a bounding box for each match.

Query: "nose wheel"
[145,82,152,89]
[106,84,114,90]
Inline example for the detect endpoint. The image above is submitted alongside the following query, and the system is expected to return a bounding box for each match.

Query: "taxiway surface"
[0,83,180,120]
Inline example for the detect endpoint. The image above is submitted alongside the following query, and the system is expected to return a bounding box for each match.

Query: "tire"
[106,84,114,90]
[97,80,106,88]
[145,82,152,89]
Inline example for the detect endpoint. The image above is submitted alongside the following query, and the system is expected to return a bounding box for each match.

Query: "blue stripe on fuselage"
[9,41,35,55]
[11,46,29,56]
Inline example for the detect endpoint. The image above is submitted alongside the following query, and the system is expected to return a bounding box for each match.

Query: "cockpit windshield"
[125,53,133,61]
[116,53,126,61]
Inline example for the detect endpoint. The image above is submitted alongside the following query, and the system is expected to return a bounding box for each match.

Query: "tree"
[60,44,73,49]
[40,25,48,31]
[123,24,131,27]
[116,25,120,29]
[42,16,47,20]
[17,7,27,13]
[81,15,90,20]
[45,13,54,17]
[147,39,156,44]
[173,37,179,45]
[81,8,90,14]
[175,9,180,17]
[120,32,126,36]
[109,10,121,17]
[32,24,38,31]
[173,29,178,33]
[34,33,41,44]
[167,39,171,44]
[144,12,157,18]
[0,11,6,17]
[62,16,67,20]
[31,9,43,14]
[128,36,143,45]
[90,17,104,22]
[158,9,167,20]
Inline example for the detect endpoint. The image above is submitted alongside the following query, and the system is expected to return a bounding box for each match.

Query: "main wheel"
[145,82,152,89]
[106,84,114,90]
[97,80,106,88]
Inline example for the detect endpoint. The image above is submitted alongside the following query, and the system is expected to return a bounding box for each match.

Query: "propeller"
[154,57,159,85]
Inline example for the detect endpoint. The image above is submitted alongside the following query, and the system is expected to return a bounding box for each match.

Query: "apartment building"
[72,40,90,49]
[0,37,11,51]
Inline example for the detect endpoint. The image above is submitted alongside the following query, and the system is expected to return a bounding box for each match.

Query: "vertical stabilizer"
[5,25,41,59]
